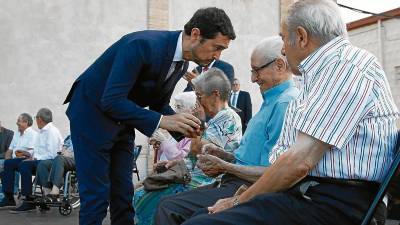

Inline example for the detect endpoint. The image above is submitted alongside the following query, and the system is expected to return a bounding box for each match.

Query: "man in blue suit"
[63,7,236,225]
[183,59,235,92]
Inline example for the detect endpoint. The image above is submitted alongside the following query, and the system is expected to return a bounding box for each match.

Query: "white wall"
[348,19,400,111]
[0,0,148,135]
[0,0,281,137]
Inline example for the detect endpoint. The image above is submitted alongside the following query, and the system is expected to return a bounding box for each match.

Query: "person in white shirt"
[3,108,62,213]
[0,113,37,207]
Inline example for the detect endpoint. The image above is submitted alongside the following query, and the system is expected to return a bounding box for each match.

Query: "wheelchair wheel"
[59,203,72,216]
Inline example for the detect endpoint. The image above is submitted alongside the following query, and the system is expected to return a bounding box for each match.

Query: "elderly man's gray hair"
[36,108,53,123]
[253,36,286,66]
[285,0,347,46]
[19,113,33,126]
[192,68,231,101]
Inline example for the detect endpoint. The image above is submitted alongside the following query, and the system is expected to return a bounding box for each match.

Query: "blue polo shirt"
[234,79,299,166]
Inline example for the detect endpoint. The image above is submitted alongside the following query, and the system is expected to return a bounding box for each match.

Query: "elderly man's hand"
[208,196,238,214]
[183,70,198,82]
[197,154,226,177]
[202,143,225,157]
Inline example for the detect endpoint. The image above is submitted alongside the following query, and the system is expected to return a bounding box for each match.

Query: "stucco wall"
[0,0,280,138]
[0,0,148,135]
[348,18,400,126]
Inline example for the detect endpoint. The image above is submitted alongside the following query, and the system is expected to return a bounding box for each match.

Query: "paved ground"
[0,206,112,225]
[0,207,398,225]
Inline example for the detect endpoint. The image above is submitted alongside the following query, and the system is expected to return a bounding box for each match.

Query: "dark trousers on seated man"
[36,155,75,192]
[178,177,383,225]
[1,158,39,205]
[155,174,252,225]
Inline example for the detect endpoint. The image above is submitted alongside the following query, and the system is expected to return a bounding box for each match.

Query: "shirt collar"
[262,79,295,101]
[21,126,33,136]
[40,122,52,132]
[298,36,349,76]
[173,32,183,62]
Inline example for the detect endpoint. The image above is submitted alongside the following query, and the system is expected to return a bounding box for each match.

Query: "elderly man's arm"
[208,131,330,213]
[197,154,266,182]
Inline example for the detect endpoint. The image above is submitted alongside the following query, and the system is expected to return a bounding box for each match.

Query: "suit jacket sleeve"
[100,40,162,137]
[5,129,14,150]
[244,92,252,126]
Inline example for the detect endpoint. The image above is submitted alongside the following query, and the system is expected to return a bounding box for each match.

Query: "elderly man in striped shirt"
[182,0,400,225]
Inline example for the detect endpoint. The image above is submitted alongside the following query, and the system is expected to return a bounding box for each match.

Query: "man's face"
[232,81,240,92]
[280,22,302,75]
[190,32,230,67]
[16,116,28,132]
[250,55,276,93]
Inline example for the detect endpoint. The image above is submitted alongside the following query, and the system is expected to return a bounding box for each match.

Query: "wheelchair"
[28,170,80,216]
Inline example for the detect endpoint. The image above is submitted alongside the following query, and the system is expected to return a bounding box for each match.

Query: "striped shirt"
[269,36,399,182]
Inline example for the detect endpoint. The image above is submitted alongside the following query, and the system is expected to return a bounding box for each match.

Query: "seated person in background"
[134,68,242,225]
[0,113,37,208]
[155,36,299,225]
[36,135,75,200]
[4,108,62,213]
[151,91,198,162]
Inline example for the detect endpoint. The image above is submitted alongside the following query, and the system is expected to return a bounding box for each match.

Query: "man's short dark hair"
[184,7,236,40]
[20,113,33,126]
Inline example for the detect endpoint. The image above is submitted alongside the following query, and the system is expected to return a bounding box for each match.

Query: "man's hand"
[159,113,201,138]
[15,150,31,159]
[208,196,238,214]
[183,70,198,82]
[197,154,226,177]
[202,143,235,162]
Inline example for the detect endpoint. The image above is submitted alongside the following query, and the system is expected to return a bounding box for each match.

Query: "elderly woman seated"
[134,68,242,225]
[149,91,197,163]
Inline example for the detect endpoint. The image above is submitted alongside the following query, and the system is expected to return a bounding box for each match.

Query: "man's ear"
[275,58,286,72]
[296,26,309,49]
[191,28,201,41]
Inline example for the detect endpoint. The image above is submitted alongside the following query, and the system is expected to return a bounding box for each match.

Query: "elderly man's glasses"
[251,59,276,76]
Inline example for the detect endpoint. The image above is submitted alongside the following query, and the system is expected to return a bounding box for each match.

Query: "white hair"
[252,36,286,66]
[192,67,231,101]
[285,0,347,46]
[173,91,196,111]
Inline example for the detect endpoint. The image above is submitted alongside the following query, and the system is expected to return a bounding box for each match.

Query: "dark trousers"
[155,174,251,225]
[36,155,75,188]
[181,178,378,225]
[71,130,135,225]
[3,158,39,197]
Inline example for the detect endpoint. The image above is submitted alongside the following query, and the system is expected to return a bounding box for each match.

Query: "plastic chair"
[132,145,142,181]
[361,132,400,225]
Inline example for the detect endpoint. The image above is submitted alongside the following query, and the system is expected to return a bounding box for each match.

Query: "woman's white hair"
[285,0,347,46]
[173,91,197,111]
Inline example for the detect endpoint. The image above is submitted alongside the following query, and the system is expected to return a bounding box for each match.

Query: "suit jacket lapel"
[154,31,181,94]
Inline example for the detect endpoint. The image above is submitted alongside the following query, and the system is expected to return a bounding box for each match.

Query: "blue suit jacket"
[235,90,252,133]
[65,30,187,148]
[183,59,235,92]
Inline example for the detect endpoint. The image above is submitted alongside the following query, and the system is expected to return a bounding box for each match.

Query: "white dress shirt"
[9,127,38,158]
[33,122,63,160]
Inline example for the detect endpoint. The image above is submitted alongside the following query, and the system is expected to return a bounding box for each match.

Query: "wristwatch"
[232,196,240,206]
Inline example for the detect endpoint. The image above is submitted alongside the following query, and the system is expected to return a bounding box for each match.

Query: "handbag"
[143,160,191,191]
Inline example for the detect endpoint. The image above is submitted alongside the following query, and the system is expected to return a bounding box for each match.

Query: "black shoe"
[0,198,16,209]
[9,201,36,213]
